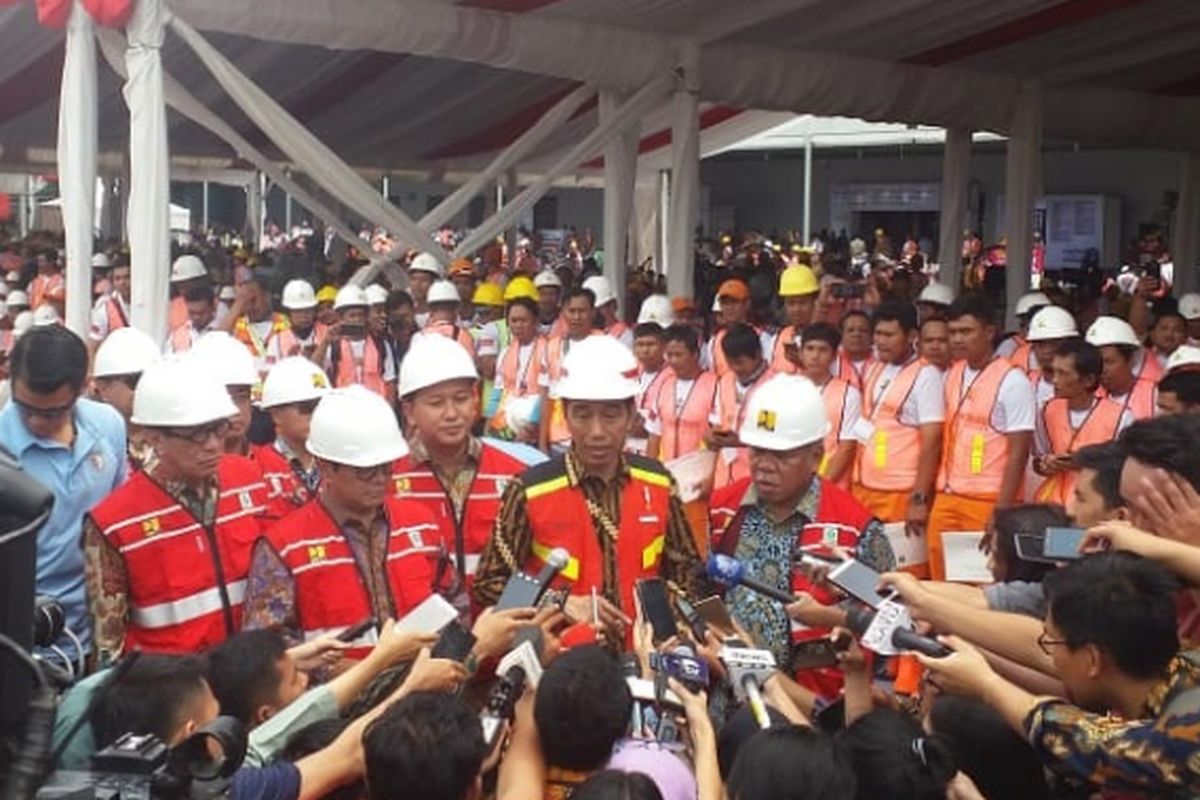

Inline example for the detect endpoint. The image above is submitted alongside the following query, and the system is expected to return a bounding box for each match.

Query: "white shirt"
[868,362,945,427]
[701,329,776,370]
[495,340,549,393]
[1034,402,1134,456]
[957,364,1036,433]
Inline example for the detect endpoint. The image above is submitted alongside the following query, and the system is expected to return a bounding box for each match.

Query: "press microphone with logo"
[843,605,952,658]
[495,547,571,611]
[706,554,796,605]
[479,627,544,750]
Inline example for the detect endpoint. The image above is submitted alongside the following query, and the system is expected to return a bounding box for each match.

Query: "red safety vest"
[265,497,440,658]
[88,457,268,653]
[817,378,852,489]
[937,359,1020,497]
[249,443,314,521]
[654,371,718,461]
[713,367,776,489]
[856,361,925,493]
[1035,398,1125,505]
[333,337,388,398]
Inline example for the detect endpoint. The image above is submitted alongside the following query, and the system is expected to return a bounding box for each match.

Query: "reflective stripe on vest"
[937,359,1017,496]
[656,371,718,461]
[132,580,247,629]
[856,360,924,492]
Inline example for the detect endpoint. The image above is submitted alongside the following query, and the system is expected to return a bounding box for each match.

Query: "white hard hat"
[131,356,238,427]
[192,332,258,386]
[1014,291,1051,318]
[409,252,445,278]
[1085,316,1141,348]
[427,280,460,305]
[1167,345,1200,373]
[5,270,20,283]
[1179,293,1200,321]
[365,284,389,306]
[582,275,616,307]
[917,282,955,307]
[637,294,674,327]
[261,356,330,408]
[7,290,29,308]
[554,336,639,401]
[334,284,368,310]
[93,327,161,378]
[0,301,6,319]
[169,254,208,283]
[534,270,563,289]
[32,305,60,326]
[281,279,317,310]
[91,253,111,269]
[0,280,8,298]
[738,374,830,452]
[307,386,409,466]
[1026,306,1079,342]
[398,332,478,397]
[12,310,34,336]
[218,285,237,302]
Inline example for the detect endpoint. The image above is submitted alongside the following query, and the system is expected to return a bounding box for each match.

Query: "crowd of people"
[2,219,1200,800]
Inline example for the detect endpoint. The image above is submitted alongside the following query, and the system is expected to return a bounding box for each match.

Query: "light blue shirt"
[0,397,126,656]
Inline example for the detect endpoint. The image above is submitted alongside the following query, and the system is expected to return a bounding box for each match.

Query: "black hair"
[919,316,948,333]
[1119,414,1200,490]
[1043,552,1180,679]
[183,284,215,304]
[363,692,487,800]
[664,324,701,355]
[1158,371,1200,409]
[9,324,89,394]
[840,309,870,329]
[206,629,289,726]
[91,654,211,749]
[872,301,919,333]
[506,296,539,320]
[1153,308,1186,326]
[1108,343,1138,363]
[1072,442,1125,511]
[945,291,995,327]
[564,287,596,307]
[801,322,841,351]
[386,289,413,311]
[838,708,956,800]
[990,504,1069,583]
[720,322,763,361]
[633,322,666,340]
[928,696,1051,800]
[280,718,363,800]
[717,705,790,778]
[572,771,664,800]
[727,725,855,800]
[1054,339,1103,385]
[535,645,632,772]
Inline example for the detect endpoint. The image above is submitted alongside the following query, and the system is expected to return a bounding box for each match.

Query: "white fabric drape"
[630,181,660,272]
[666,50,700,301]
[937,128,972,290]
[1174,152,1200,295]
[600,90,639,317]
[58,1,97,338]
[124,0,170,344]
[1003,81,1042,328]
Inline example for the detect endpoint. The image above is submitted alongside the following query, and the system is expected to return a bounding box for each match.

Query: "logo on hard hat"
[756,409,777,432]
[141,518,161,537]
[312,373,329,389]
[307,544,326,563]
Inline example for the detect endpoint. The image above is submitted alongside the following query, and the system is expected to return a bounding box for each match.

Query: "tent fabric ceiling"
[0,0,1197,177]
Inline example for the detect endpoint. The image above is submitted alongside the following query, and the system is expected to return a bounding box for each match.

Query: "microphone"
[843,606,951,658]
[533,548,570,588]
[495,547,571,611]
[719,645,777,730]
[706,554,795,605]
[480,628,544,750]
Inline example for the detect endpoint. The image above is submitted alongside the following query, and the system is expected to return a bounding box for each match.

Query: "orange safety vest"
[233,313,292,374]
[937,359,1020,497]
[169,296,189,332]
[423,320,476,356]
[817,378,852,488]
[29,272,63,310]
[264,497,439,658]
[0,329,14,354]
[1138,350,1164,385]
[488,337,548,435]
[249,442,315,521]
[285,322,328,359]
[713,367,776,489]
[769,326,800,374]
[655,370,719,461]
[104,295,129,334]
[522,455,672,628]
[710,329,731,376]
[636,368,671,418]
[333,337,388,397]
[1035,397,1125,505]
[167,322,198,353]
[1100,376,1156,421]
[1009,340,1035,373]
[607,320,630,343]
[545,334,596,445]
[856,361,925,493]
[88,457,267,653]
[834,350,869,391]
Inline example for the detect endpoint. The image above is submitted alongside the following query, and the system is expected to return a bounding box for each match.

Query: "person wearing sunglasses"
[84,357,270,663]
[252,357,329,521]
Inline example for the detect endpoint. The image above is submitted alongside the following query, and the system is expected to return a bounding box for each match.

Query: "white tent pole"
[938,128,972,290]
[245,171,261,245]
[284,188,292,231]
[1173,152,1200,295]
[600,89,639,318]
[19,174,31,239]
[666,47,700,301]
[201,180,209,231]
[58,0,97,338]
[658,169,670,275]
[1003,81,1042,329]
[801,135,813,245]
[381,174,389,201]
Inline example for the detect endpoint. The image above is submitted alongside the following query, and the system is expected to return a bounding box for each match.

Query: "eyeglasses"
[163,419,232,444]
[1037,631,1069,655]
[13,395,77,420]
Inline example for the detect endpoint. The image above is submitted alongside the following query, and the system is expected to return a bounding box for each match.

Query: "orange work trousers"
[852,485,930,579]
[926,493,996,581]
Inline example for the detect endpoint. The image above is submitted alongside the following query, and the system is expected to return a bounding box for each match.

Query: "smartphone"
[495,570,545,612]
[650,651,711,690]
[832,283,866,299]
[1043,526,1087,561]
[636,578,679,643]
[339,323,366,338]
[395,593,459,635]
[431,621,476,662]
[789,639,841,671]
[673,594,708,643]
[1014,533,1048,563]
[336,618,376,643]
[693,596,736,637]
[827,559,891,609]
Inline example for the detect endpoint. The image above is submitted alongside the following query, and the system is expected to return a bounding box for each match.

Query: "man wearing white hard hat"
[250,357,330,519]
[474,335,704,644]
[582,275,631,348]
[1024,305,1080,407]
[392,335,528,614]
[219,273,293,378]
[915,281,955,325]
[84,357,270,659]
[278,279,328,360]
[91,327,162,470]
[1177,292,1200,344]
[997,290,1050,366]
[629,297,673,455]
[533,269,565,337]
[7,288,30,316]
[165,281,221,355]
[88,261,131,346]
[319,285,395,401]
[28,249,64,312]
[408,251,444,328]
[541,286,600,452]
[708,373,893,696]
[487,295,551,443]
[168,254,210,333]
[192,332,260,455]
[1085,316,1158,420]
[413,280,476,358]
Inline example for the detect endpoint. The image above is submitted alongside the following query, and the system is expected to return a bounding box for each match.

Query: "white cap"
[1166,345,1200,373]
[553,336,639,401]
[169,254,208,283]
[308,386,409,466]
[1085,316,1141,348]
[334,284,368,310]
[12,310,34,336]
[1026,306,1079,342]
[192,331,258,386]
[365,284,389,306]
[582,275,616,307]
[738,374,830,451]
[409,252,445,278]
[427,280,460,305]
[91,253,112,269]
[93,327,161,378]
[1015,291,1051,318]
[637,294,674,327]
[398,332,478,397]
[917,282,955,307]
[261,356,330,408]
[7,290,29,308]
[131,356,238,427]
[281,279,317,310]
[1179,293,1200,321]
[5,270,20,283]
[218,285,237,302]
[32,305,60,326]
[534,270,563,289]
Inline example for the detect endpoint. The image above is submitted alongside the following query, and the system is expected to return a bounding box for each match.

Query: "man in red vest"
[473,335,704,643]
[85,357,270,661]
[392,334,527,618]
[251,356,329,521]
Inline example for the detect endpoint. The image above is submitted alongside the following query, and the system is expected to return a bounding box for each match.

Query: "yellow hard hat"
[315,285,338,304]
[503,275,538,302]
[779,265,819,297]
[472,282,504,307]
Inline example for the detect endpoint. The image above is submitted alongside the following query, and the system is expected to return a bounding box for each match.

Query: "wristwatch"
[910,491,928,506]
